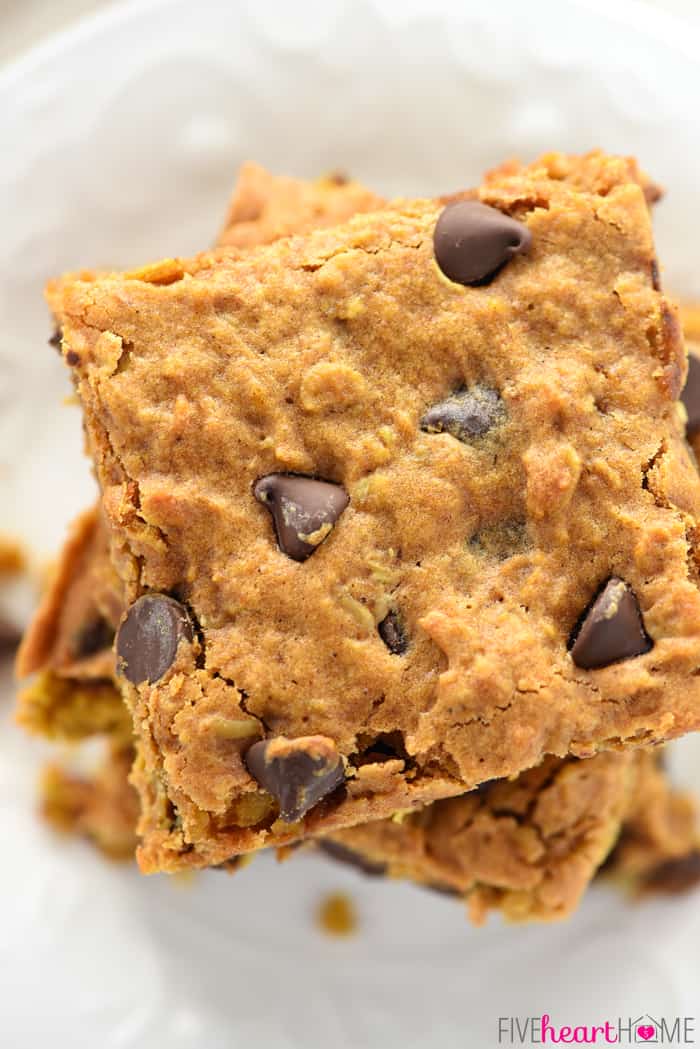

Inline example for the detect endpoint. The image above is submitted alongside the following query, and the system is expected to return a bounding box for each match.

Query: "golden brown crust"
[328,752,637,923]
[484,152,663,206]
[328,748,700,922]
[217,162,383,248]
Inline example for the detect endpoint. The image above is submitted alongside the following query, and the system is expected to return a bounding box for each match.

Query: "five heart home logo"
[497,1013,696,1044]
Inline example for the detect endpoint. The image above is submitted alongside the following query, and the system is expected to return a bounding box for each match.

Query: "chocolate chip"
[682,352,700,437]
[115,594,193,685]
[254,474,349,562]
[48,328,62,351]
[378,610,408,654]
[642,850,700,895]
[65,349,81,366]
[244,735,345,822]
[434,200,532,286]
[569,577,652,670]
[421,384,505,442]
[74,616,115,658]
[650,258,661,291]
[317,840,388,877]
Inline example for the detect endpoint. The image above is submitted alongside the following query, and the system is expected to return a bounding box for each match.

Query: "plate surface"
[1,1,700,1046]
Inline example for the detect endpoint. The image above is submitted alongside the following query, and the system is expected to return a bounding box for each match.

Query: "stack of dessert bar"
[15,153,700,923]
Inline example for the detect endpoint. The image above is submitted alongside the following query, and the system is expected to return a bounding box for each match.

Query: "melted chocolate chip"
[650,258,661,291]
[254,474,349,562]
[48,328,62,351]
[74,616,115,658]
[115,594,193,685]
[244,735,345,822]
[569,578,652,670]
[378,609,408,654]
[682,352,700,437]
[434,200,532,286]
[421,384,505,442]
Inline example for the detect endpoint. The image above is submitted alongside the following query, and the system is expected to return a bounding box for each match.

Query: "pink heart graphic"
[637,1026,655,1041]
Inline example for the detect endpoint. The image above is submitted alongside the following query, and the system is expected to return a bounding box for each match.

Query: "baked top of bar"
[217,161,383,248]
[50,151,700,871]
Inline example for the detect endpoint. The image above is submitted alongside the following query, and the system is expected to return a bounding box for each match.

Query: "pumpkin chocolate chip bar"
[45,152,700,873]
[18,166,700,920]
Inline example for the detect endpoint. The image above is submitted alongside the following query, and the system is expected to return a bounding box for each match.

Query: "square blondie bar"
[45,152,700,873]
[19,162,700,917]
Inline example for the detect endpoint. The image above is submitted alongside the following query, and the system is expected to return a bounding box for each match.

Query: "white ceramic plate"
[1,1,700,1046]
